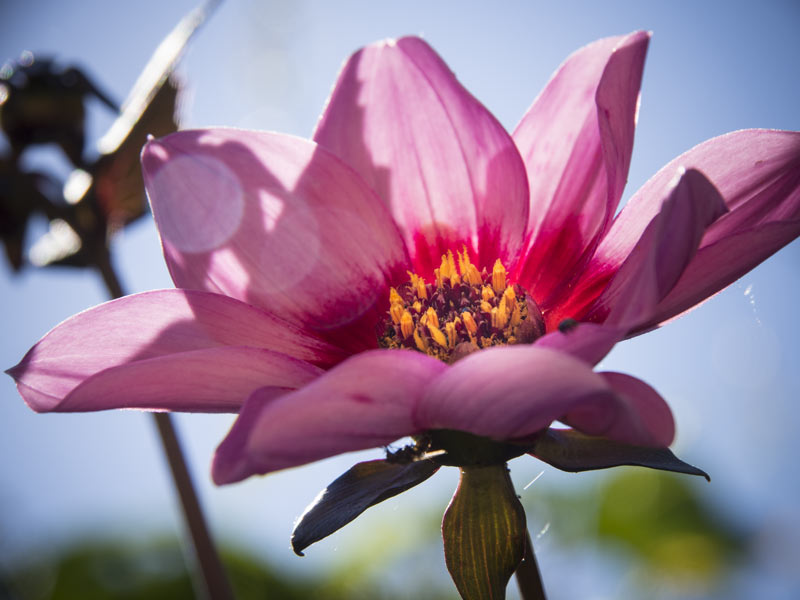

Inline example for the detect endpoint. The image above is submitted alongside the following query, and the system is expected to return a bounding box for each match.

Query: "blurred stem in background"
[100,264,233,600]
[0,2,233,598]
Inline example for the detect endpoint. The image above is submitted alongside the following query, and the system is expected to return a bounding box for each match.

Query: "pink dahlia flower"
[8,32,799,486]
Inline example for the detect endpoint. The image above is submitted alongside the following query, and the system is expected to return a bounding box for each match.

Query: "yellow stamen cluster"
[379,248,540,362]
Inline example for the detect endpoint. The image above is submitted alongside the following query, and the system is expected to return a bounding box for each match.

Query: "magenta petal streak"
[513,31,648,306]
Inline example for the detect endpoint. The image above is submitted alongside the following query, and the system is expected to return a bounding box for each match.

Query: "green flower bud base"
[442,463,527,600]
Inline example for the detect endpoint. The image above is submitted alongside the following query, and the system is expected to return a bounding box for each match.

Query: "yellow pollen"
[462,311,478,335]
[445,321,458,348]
[416,277,428,299]
[425,307,440,329]
[492,259,507,293]
[440,250,460,286]
[408,272,428,300]
[428,322,449,348]
[510,303,522,327]
[446,250,457,273]
[502,286,517,310]
[389,287,403,306]
[378,248,543,362]
[492,303,509,329]
[400,311,414,338]
[457,246,479,283]
[413,328,429,352]
[438,251,454,280]
[500,295,511,326]
[390,302,404,325]
[449,270,461,287]
[457,247,468,274]
[463,263,482,286]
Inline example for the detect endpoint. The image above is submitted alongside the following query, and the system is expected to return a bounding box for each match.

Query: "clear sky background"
[1,1,799,598]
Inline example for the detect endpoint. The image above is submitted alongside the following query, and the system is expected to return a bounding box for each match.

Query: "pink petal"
[212,349,447,483]
[581,169,727,328]
[416,345,663,445]
[7,289,343,412]
[535,322,625,366]
[313,36,529,276]
[563,372,675,447]
[142,129,409,353]
[211,386,291,484]
[58,347,321,413]
[579,129,800,329]
[640,130,800,327]
[513,31,649,307]
[641,220,800,330]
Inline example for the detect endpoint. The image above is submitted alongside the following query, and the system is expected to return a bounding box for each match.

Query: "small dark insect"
[385,435,432,464]
[558,317,579,333]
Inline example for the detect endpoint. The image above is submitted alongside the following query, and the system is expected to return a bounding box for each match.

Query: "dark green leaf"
[442,464,526,600]
[291,458,439,556]
[530,429,710,480]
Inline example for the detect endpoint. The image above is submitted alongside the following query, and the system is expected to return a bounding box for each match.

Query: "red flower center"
[378,248,545,362]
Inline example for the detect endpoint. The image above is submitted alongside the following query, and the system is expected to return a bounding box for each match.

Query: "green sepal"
[531,428,710,480]
[442,464,526,600]
[291,458,439,556]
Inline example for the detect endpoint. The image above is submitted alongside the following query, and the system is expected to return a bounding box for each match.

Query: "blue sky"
[1,1,799,597]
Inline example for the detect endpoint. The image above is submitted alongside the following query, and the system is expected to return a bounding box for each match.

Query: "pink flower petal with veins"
[564,129,800,332]
[8,33,799,488]
[143,129,409,353]
[564,372,675,447]
[212,350,446,483]
[59,347,322,413]
[535,323,624,366]
[7,289,341,412]
[585,168,728,329]
[513,31,648,307]
[314,36,529,276]
[416,345,671,447]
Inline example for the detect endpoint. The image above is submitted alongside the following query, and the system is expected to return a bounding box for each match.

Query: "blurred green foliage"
[0,469,752,599]
[526,468,750,596]
[2,539,301,600]
[0,536,454,600]
[596,470,746,584]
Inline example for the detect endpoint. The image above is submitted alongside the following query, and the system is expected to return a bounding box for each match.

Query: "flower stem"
[153,412,234,600]
[95,249,234,600]
[514,529,547,600]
